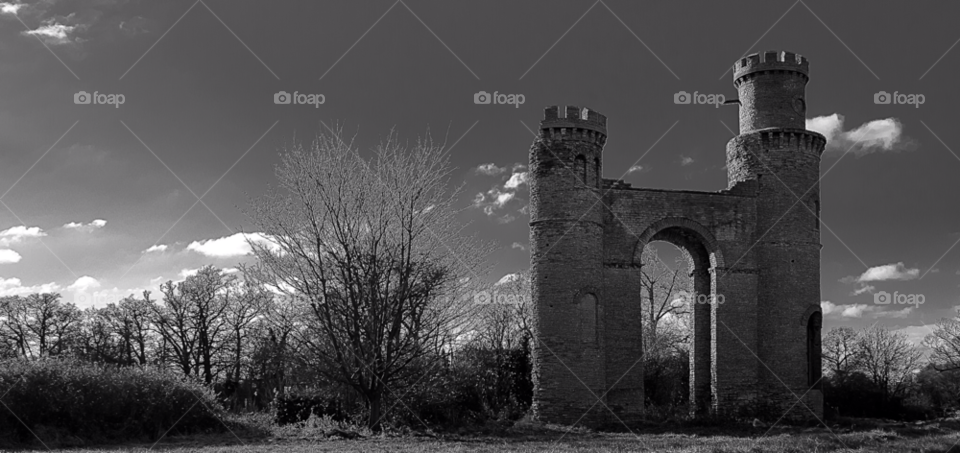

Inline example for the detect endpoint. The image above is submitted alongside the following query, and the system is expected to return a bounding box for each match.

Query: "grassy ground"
[7,417,960,452]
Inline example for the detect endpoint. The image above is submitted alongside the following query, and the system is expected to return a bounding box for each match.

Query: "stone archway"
[634,217,725,415]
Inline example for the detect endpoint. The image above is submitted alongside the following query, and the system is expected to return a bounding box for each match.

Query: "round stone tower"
[725,51,826,417]
[529,105,607,425]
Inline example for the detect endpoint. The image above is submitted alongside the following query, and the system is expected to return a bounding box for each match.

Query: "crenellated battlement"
[541,105,607,143]
[733,51,809,85]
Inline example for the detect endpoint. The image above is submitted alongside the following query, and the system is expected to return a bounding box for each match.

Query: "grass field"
[9,418,960,453]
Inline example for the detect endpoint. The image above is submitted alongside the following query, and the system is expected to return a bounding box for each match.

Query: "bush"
[274,387,351,425]
[0,358,224,446]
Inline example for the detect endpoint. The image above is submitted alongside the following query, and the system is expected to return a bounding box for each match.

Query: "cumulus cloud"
[895,324,938,346]
[496,273,520,285]
[0,277,60,297]
[23,22,78,45]
[476,163,507,175]
[680,156,694,166]
[0,225,46,246]
[67,276,101,292]
[0,249,21,264]
[511,242,526,251]
[179,268,200,279]
[820,301,873,318]
[851,284,876,296]
[143,244,167,253]
[0,2,23,15]
[821,300,915,319]
[187,232,280,258]
[63,219,106,230]
[806,114,917,156]
[843,262,920,283]
[504,171,528,189]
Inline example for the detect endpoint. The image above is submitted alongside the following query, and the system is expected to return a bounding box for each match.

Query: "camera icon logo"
[74,91,91,104]
[674,91,691,104]
[274,91,291,104]
[473,91,491,104]
[874,291,891,304]
[874,91,891,104]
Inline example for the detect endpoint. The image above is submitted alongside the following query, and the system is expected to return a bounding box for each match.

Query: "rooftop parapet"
[733,51,809,84]
[540,105,607,137]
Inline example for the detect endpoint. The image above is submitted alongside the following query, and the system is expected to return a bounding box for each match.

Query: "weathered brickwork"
[529,51,825,427]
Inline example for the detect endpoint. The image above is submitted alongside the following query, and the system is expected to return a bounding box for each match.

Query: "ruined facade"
[529,51,825,426]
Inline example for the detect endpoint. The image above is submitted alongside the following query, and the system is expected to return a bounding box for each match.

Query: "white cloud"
[0,249,21,264]
[179,268,200,279]
[821,300,872,318]
[0,2,23,15]
[822,300,916,319]
[851,284,875,296]
[854,262,920,282]
[627,164,646,174]
[0,277,60,297]
[187,232,279,258]
[504,171,528,189]
[143,244,167,253]
[511,242,526,251]
[67,276,101,292]
[221,267,240,274]
[496,273,519,285]
[894,324,938,346]
[476,163,507,175]
[63,219,106,230]
[680,156,694,166]
[806,114,916,156]
[494,191,515,207]
[23,23,77,45]
[0,225,46,246]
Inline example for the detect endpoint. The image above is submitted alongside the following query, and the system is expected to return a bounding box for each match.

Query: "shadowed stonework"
[529,51,825,427]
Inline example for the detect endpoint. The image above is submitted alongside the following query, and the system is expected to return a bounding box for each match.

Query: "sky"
[0,0,959,346]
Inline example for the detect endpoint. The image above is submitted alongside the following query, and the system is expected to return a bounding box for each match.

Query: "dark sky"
[1,0,958,345]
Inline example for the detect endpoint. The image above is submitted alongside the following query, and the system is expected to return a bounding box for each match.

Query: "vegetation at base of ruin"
[8,415,960,452]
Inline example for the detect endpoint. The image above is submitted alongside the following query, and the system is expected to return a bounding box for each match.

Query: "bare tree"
[222,279,269,381]
[857,324,924,400]
[0,296,32,358]
[244,128,489,430]
[822,326,861,377]
[155,267,233,383]
[639,246,692,359]
[926,308,960,372]
[473,270,532,353]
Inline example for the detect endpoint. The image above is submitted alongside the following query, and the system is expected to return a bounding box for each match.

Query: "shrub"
[0,358,224,446]
[274,387,351,425]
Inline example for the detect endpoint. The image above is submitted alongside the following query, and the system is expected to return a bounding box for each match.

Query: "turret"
[529,105,607,425]
[726,51,825,417]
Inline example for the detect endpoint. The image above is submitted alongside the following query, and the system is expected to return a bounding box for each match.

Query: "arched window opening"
[575,155,586,185]
[814,199,820,232]
[579,293,597,344]
[595,157,601,188]
[807,311,822,389]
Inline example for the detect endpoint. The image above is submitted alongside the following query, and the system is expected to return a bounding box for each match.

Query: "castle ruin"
[529,51,825,426]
